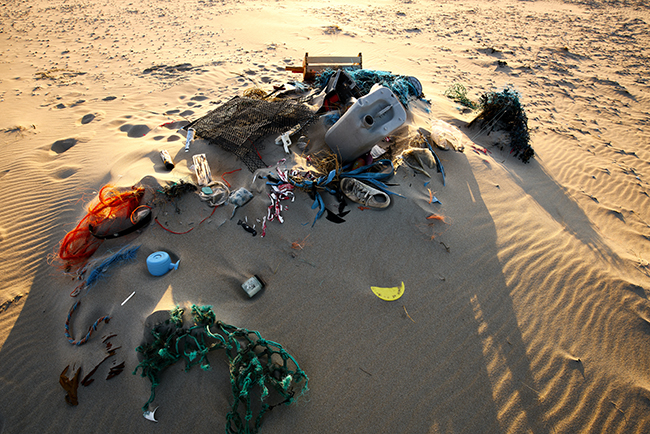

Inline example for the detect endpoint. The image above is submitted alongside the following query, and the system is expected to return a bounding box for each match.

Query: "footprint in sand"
[119,124,151,138]
[79,111,105,125]
[52,166,78,180]
[51,138,77,154]
[81,113,95,124]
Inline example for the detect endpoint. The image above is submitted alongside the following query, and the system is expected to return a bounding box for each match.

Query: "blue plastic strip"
[420,135,446,186]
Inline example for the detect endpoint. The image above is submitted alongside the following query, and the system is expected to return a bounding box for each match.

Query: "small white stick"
[121,291,136,306]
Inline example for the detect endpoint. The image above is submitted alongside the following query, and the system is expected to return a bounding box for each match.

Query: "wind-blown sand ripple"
[1,0,650,433]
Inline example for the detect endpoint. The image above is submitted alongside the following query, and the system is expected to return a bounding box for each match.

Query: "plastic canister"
[325,85,407,162]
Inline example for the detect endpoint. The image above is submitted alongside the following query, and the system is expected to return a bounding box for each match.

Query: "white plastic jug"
[325,85,407,162]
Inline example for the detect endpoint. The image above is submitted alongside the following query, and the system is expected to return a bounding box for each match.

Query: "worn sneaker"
[340,178,390,209]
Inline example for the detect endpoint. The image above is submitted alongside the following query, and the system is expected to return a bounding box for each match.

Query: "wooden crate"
[285,52,362,81]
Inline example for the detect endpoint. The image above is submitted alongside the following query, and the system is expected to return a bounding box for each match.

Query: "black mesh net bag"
[187,96,317,172]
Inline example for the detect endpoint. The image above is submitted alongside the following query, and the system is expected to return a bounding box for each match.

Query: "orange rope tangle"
[57,184,145,272]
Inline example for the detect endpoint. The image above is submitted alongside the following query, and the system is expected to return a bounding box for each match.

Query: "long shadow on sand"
[247,150,557,433]
[0,147,607,433]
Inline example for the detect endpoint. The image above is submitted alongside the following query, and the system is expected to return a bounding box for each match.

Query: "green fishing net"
[468,86,534,163]
[133,305,309,434]
[314,69,424,107]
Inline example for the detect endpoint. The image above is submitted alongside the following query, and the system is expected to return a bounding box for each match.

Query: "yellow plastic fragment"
[371,281,405,301]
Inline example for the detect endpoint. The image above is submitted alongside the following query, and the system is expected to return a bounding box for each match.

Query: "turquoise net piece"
[133,305,309,434]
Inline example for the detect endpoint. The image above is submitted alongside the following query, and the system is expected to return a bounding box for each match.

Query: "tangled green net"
[468,86,534,163]
[314,69,424,107]
[133,305,309,434]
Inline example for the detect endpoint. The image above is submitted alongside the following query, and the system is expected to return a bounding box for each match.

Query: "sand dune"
[1,0,649,433]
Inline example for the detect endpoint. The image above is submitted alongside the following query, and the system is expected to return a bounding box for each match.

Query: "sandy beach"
[1,0,650,432]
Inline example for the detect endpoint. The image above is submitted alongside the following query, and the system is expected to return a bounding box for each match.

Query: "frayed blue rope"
[84,245,140,289]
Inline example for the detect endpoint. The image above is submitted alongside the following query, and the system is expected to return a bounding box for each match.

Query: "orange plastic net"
[57,184,145,272]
